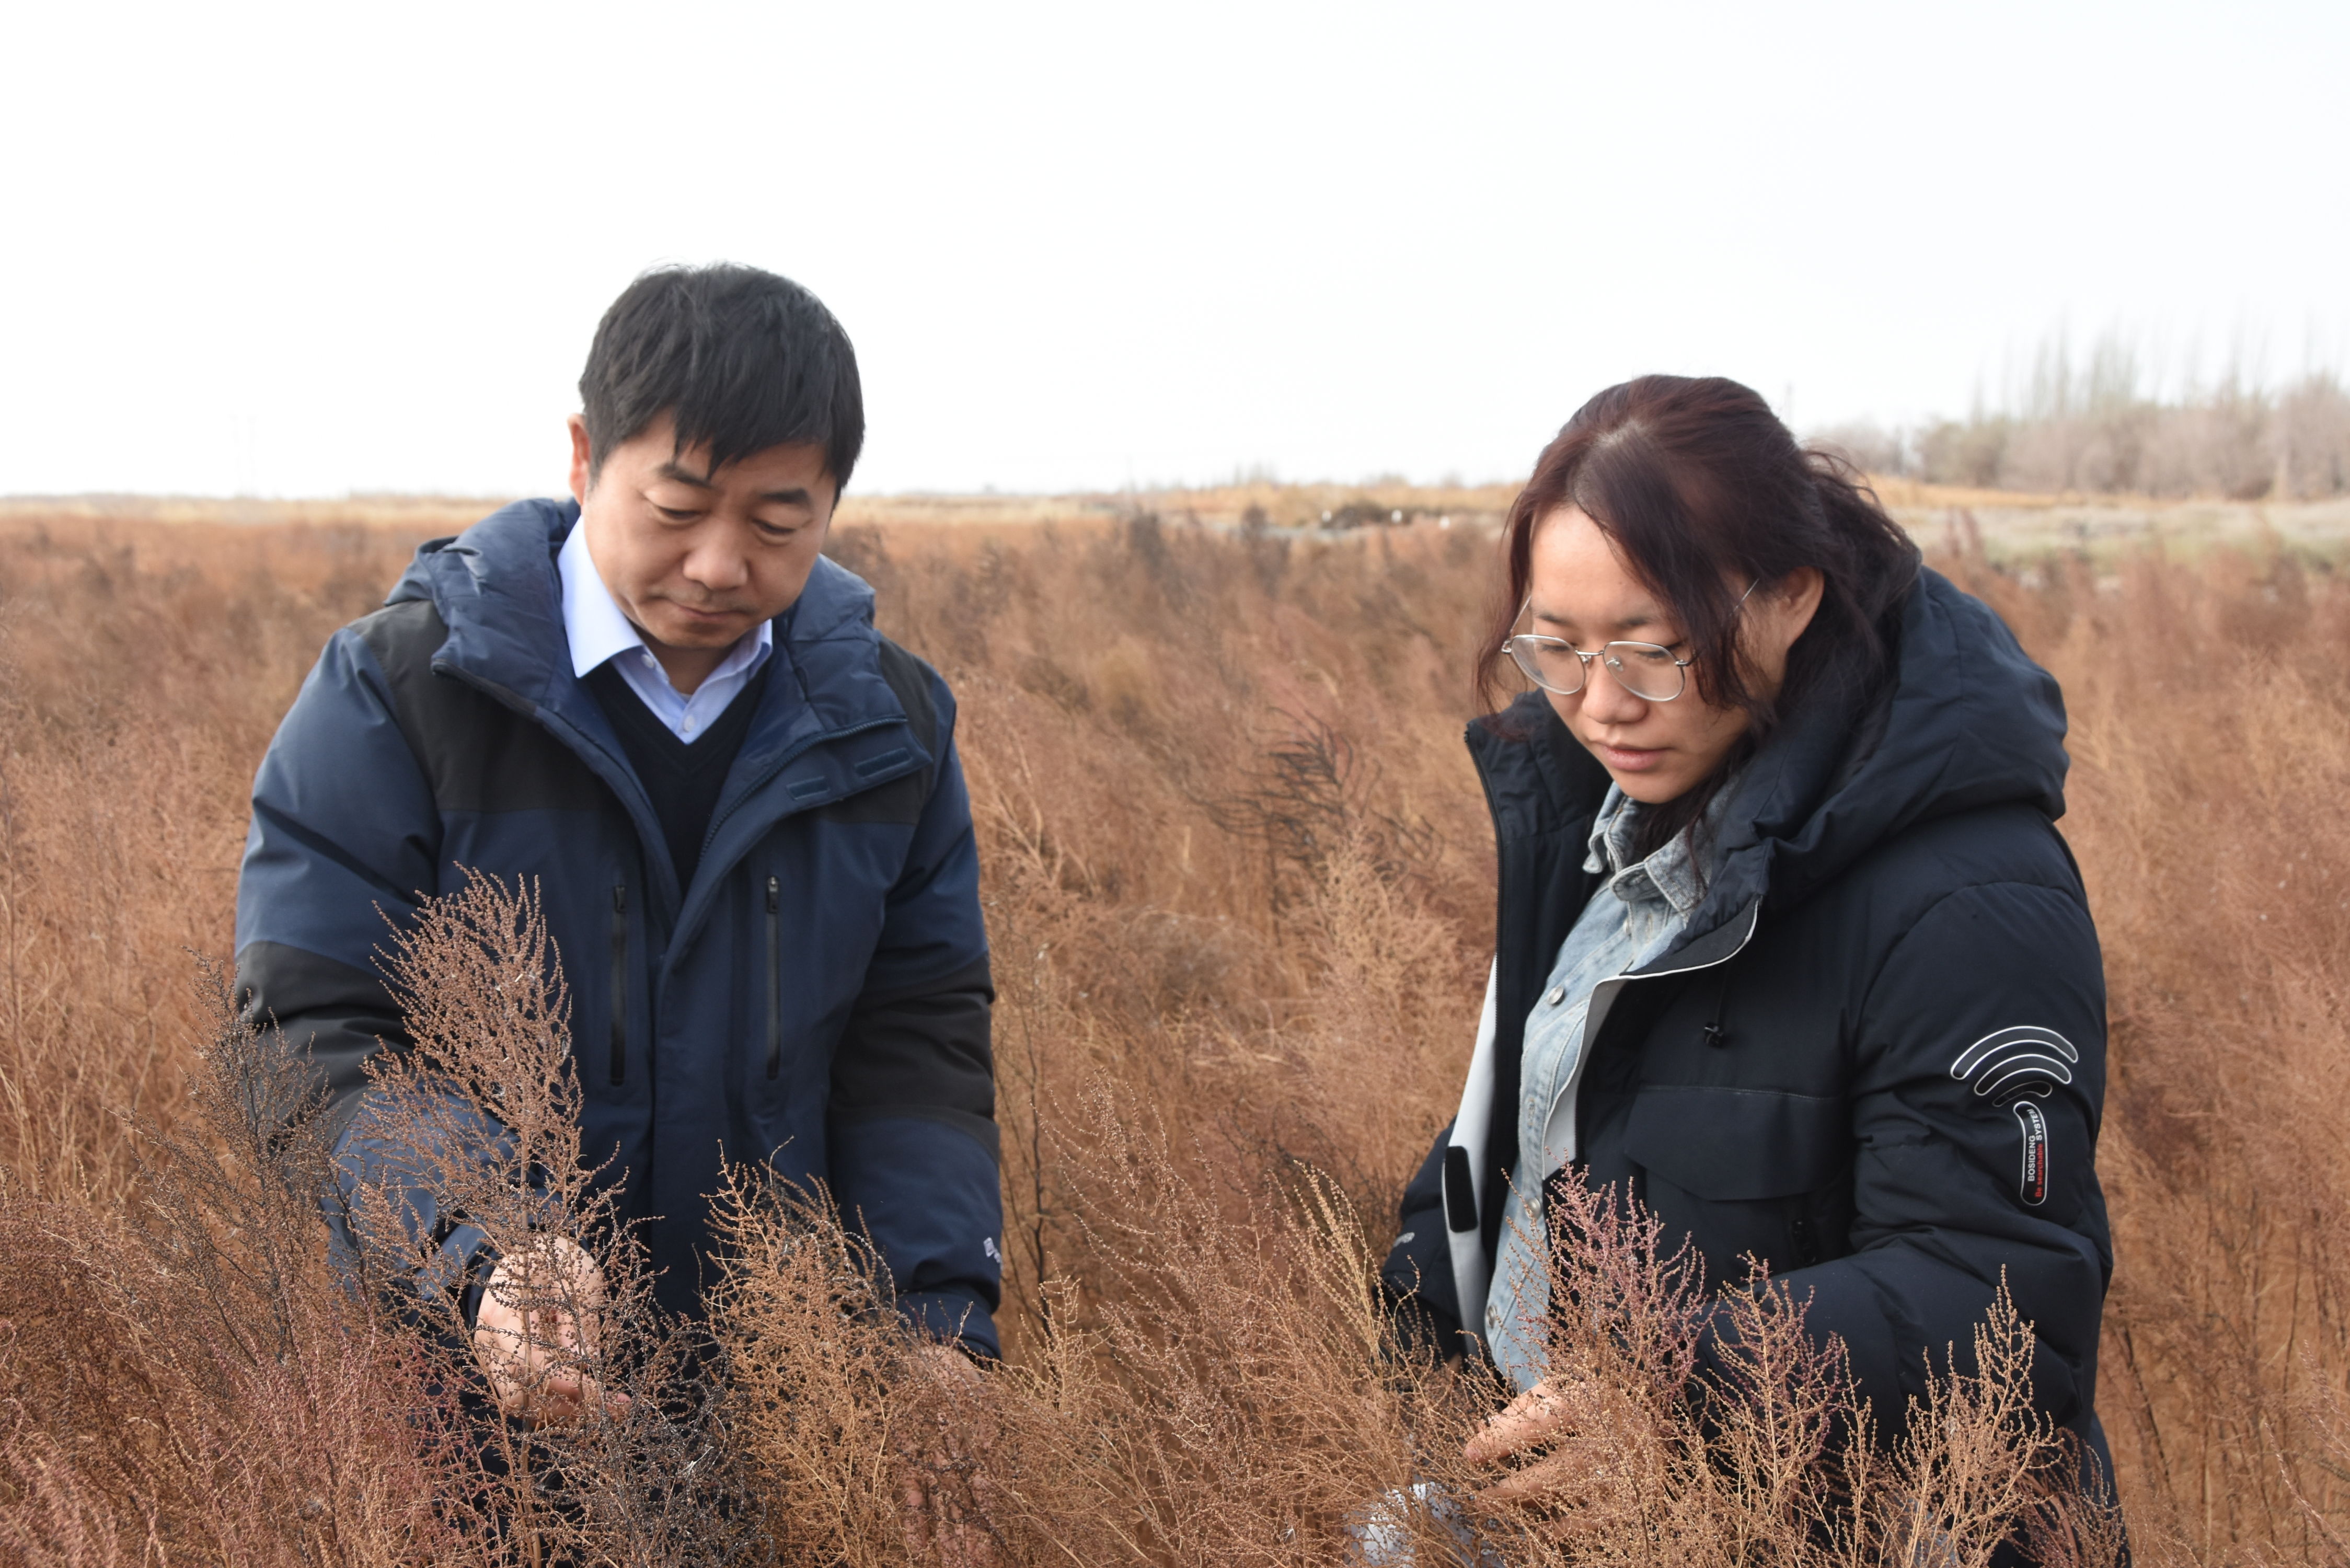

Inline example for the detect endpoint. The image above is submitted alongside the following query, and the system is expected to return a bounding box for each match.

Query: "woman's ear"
[1740,568,1827,703]
[1770,567,1826,654]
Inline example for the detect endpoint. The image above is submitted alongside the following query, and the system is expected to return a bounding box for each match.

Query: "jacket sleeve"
[236,625,507,1308]
[826,675,1003,1357]
[1380,1127,1466,1359]
[1708,880,2112,1433]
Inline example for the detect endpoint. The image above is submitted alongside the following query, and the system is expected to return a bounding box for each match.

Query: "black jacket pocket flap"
[1624,1086,1849,1201]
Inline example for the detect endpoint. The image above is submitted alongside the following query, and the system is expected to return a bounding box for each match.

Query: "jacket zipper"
[765,875,782,1079]
[609,883,628,1087]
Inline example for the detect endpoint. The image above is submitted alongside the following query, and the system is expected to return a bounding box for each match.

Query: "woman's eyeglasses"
[1504,581,1759,703]
[1504,636,1695,701]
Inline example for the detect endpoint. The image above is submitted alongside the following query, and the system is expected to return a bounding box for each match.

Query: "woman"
[1379,376,2114,1496]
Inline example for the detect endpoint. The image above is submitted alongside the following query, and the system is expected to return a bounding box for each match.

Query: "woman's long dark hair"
[1477,375,1922,857]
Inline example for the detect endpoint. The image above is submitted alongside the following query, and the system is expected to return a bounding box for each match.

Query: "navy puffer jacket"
[236,499,1001,1351]
[1383,568,2113,1469]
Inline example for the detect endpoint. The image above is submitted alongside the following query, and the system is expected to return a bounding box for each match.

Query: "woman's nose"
[1579,658,1650,722]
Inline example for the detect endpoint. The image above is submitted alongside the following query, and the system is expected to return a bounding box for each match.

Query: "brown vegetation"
[0,502,2345,1562]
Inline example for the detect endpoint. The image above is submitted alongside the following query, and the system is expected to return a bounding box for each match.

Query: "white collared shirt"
[557,519,774,740]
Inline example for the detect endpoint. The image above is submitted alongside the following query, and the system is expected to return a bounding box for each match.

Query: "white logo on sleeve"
[983,1236,1001,1263]
[1951,1024,2078,1101]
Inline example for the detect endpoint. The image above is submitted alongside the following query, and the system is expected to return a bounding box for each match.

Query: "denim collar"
[1582,780,1735,917]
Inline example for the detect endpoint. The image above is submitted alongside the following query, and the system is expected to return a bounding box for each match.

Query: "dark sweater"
[582,657,773,888]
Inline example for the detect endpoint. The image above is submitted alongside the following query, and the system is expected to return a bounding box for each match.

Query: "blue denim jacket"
[1485,782,1726,1388]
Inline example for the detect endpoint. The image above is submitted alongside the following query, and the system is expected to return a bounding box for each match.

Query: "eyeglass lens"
[1507,638,1686,701]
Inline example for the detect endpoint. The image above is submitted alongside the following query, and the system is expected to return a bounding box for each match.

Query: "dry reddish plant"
[705,1173,916,1565]
[1435,1177,2123,1568]
[1950,543,2350,1563]
[0,966,473,1565]
[2,506,2347,1562]
[350,872,759,1567]
[709,1074,1480,1568]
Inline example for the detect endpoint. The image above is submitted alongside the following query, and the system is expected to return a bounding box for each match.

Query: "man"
[236,264,1001,1413]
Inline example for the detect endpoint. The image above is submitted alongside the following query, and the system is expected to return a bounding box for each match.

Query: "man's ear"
[566,416,595,506]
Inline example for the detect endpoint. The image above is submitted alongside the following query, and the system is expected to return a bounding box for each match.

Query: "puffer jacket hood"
[1708,565,2069,924]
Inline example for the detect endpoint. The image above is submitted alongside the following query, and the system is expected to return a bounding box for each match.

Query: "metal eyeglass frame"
[1504,580,1760,702]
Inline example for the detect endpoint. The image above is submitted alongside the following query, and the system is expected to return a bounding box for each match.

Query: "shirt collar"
[1582,781,1730,918]
[556,516,774,684]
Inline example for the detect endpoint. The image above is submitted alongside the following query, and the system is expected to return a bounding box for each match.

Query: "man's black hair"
[579,263,864,491]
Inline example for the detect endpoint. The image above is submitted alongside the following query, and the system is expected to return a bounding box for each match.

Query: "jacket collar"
[386,498,896,724]
[384,499,924,920]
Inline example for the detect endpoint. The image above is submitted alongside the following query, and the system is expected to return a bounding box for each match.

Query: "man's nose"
[679,533,751,592]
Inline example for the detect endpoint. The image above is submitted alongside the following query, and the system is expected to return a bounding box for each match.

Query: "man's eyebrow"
[653,460,719,490]
[651,464,814,510]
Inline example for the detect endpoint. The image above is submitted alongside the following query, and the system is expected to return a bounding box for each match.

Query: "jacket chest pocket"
[1619,1086,1854,1277]
[1622,1086,1850,1201]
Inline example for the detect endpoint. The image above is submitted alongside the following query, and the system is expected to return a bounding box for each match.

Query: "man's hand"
[1463,1375,1641,1507]
[897,1343,999,1567]
[470,1236,628,1425]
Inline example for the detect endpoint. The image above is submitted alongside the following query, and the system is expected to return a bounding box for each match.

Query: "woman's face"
[1526,505,1823,805]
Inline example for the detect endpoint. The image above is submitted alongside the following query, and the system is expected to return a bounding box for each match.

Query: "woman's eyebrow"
[1533,605,1665,633]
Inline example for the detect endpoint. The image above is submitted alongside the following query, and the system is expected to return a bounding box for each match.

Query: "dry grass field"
[1,491,2347,1563]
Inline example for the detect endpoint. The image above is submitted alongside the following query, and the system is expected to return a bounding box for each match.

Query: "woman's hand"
[1462,1375,1635,1505]
[470,1235,630,1426]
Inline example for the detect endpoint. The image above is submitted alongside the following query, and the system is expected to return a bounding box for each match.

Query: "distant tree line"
[1812,340,2350,500]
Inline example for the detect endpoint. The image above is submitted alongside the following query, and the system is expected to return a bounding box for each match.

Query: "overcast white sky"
[1,1,2341,498]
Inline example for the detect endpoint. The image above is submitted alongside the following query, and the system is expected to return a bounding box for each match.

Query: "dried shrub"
[705,1173,924,1565]
[1449,1178,2121,1568]
[1,506,2346,1562]
[349,872,759,1566]
[0,966,472,1565]
[710,1075,1477,1567]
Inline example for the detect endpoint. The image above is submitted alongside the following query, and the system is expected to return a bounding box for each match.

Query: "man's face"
[567,411,838,668]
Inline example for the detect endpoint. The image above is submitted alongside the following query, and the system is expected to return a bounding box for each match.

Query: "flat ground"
[8,481,2344,567]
